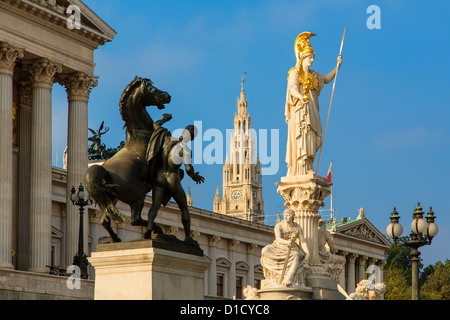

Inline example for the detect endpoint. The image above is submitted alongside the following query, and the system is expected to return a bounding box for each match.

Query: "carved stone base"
[88,240,210,300]
[277,174,331,213]
[256,281,313,300]
[306,265,344,300]
[276,174,331,265]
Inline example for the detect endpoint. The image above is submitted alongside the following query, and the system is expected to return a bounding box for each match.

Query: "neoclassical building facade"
[0,0,116,272]
[0,0,390,300]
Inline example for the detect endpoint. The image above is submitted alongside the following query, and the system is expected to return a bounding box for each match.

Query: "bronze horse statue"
[85,77,171,242]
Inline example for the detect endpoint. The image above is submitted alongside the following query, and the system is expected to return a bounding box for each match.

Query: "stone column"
[89,210,101,280]
[207,235,220,296]
[116,217,128,242]
[338,251,348,292]
[17,82,32,271]
[357,255,368,283]
[23,58,62,273]
[0,42,24,269]
[276,174,331,265]
[59,72,98,266]
[228,239,240,298]
[346,253,357,293]
[246,243,258,288]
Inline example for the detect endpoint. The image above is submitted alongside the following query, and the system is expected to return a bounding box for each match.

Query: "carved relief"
[277,182,331,212]
[343,224,383,244]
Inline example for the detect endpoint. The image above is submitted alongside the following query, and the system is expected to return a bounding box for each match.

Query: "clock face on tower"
[231,190,242,202]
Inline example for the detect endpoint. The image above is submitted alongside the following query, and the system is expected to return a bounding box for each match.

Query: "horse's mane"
[119,76,143,126]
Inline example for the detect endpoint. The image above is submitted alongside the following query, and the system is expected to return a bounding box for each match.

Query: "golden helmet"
[295,32,316,59]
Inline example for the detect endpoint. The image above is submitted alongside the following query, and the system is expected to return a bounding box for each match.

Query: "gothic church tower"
[213,76,264,223]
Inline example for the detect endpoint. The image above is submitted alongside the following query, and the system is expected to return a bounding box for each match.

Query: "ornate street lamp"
[70,183,93,279]
[386,203,439,300]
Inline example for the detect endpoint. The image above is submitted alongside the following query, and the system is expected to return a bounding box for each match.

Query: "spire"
[240,72,247,100]
[215,187,221,198]
[238,72,248,115]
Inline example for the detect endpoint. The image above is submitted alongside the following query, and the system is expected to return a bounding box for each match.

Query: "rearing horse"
[85,77,171,242]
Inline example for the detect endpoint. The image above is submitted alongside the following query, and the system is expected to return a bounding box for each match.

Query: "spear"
[316,27,346,174]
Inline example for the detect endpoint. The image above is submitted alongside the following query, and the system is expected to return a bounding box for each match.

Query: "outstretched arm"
[153,113,172,129]
[324,55,343,84]
[185,163,205,184]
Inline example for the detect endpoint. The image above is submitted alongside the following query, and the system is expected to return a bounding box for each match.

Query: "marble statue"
[318,219,346,280]
[284,32,342,176]
[261,208,310,287]
[339,280,387,300]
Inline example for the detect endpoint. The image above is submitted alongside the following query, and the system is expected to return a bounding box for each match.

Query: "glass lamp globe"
[426,222,439,238]
[411,218,428,235]
[387,222,403,238]
[70,187,78,202]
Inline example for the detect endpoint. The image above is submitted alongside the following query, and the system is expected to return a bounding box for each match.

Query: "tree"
[420,260,450,300]
[384,267,410,300]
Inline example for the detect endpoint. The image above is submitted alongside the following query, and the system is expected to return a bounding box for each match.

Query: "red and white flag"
[326,160,333,184]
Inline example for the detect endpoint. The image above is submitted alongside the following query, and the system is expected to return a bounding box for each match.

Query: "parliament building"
[0,0,390,300]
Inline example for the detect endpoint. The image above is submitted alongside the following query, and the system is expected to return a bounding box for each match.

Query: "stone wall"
[0,269,94,300]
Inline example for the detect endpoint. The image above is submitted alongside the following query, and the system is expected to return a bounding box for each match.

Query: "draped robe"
[285,68,325,176]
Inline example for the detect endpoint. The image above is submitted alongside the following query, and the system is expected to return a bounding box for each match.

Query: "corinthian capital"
[0,41,24,74]
[23,58,63,88]
[58,72,98,102]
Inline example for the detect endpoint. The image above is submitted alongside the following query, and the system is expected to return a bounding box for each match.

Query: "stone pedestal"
[276,174,344,300]
[276,174,331,265]
[257,282,313,300]
[306,265,344,300]
[88,239,210,300]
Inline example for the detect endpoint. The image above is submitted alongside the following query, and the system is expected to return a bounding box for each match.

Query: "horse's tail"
[84,165,125,223]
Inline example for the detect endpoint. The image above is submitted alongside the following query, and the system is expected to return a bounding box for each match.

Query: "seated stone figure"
[318,219,346,280]
[261,209,310,287]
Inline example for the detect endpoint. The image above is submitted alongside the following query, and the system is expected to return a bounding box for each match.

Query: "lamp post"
[386,203,439,300]
[70,183,92,279]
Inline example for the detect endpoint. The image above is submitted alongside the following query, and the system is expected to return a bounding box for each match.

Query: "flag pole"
[317,28,346,174]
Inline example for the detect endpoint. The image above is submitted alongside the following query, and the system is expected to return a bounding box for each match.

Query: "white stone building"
[0,0,390,300]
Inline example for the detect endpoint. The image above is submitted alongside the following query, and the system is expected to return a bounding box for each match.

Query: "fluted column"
[207,235,220,296]
[347,253,357,293]
[116,216,129,242]
[17,82,32,271]
[23,58,62,273]
[228,239,240,298]
[59,72,98,266]
[0,42,24,269]
[338,250,348,291]
[247,243,258,288]
[357,255,368,283]
[89,210,101,280]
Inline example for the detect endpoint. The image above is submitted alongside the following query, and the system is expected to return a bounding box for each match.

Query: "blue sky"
[51,0,450,267]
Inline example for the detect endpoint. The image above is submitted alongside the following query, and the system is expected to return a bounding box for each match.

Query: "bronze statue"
[144,119,205,243]
[85,77,171,242]
[88,121,109,160]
